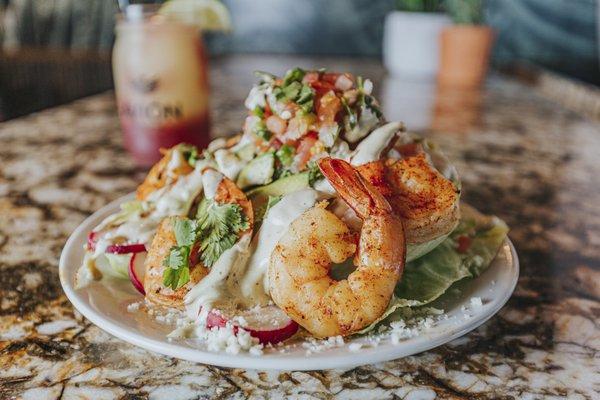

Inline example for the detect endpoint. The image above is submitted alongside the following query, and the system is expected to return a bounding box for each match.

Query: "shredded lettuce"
[94,253,132,280]
[94,200,145,232]
[357,205,508,335]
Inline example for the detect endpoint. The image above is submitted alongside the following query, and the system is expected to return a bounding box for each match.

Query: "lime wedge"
[159,0,232,31]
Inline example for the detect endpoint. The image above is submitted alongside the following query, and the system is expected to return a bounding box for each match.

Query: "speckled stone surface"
[1,55,599,399]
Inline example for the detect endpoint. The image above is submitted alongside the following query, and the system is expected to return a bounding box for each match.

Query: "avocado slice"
[247,172,310,222]
[236,152,275,190]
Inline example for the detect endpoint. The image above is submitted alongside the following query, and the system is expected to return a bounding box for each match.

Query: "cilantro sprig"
[161,200,249,290]
[195,198,249,267]
[162,218,196,290]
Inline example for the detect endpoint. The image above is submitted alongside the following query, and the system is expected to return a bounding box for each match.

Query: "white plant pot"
[383,11,451,78]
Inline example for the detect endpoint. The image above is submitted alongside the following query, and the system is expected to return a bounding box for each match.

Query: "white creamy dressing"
[202,169,224,200]
[312,178,336,196]
[80,155,213,285]
[94,218,157,256]
[165,148,186,178]
[240,189,324,304]
[345,104,381,143]
[350,122,402,166]
[184,188,326,317]
[207,137,227,153]
[152,167,205,218]
[185,234,252,319]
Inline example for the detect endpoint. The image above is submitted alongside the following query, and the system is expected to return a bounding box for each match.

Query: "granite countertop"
[0,55,598,399]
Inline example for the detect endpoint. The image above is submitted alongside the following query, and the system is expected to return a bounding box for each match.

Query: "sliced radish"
[128,252,146,296]
[206,305,299,344]
[87,231,97,251]
[106,243,146,254]
[206,310,229,329]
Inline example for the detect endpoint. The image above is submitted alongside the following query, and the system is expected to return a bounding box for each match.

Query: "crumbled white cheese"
[470,297,483,308]
[199,323,264,355]
[127,301,142,312]
[164,310,264,356]
[302,335,345,354]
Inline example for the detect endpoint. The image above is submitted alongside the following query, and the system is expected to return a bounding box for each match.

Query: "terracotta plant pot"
[438,26,494,88]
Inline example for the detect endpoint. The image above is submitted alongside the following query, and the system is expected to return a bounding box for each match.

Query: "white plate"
[60,194,519,371]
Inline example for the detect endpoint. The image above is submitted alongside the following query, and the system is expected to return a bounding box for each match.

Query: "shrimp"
[268,158,405,337]
[356,153,460,245]
[145,173,253,308]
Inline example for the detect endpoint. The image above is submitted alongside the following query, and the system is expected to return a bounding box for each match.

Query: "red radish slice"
[87,231,97,251]
[128,252,146,296]
[206,306,299,344]
[106,243,146,254]
[206,310,229,330]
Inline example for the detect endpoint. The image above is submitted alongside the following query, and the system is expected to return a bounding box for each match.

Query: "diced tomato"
[296,132,318,170]
[302,71,320,85]
[264,101,272,117]
[317,91,342,125]
[266,115,287,136]
[270,138,283,150]
[457,235,472,253]
[310,80,336,97]
[321,72,341,85]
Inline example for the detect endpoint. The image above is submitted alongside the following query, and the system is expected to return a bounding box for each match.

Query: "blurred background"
[0,0,597,121]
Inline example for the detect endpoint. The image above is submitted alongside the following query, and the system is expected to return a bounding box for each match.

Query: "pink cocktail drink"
[113,6,211,166]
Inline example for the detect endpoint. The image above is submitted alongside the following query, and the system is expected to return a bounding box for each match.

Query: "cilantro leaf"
[173,218,197,247]
[162,244,191,290]
[196,199,249,267]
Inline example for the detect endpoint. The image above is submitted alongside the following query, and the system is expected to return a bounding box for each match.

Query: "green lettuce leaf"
[406,232,453,262]
[94,253,132,280]
[357,205,508,335]
[94,200,146,231]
